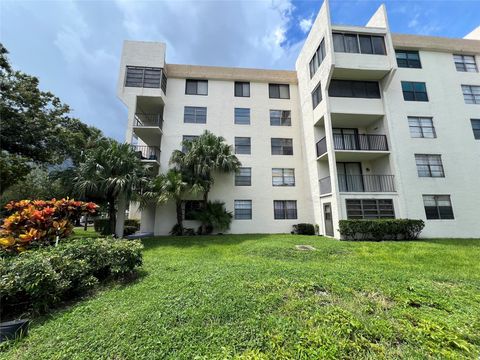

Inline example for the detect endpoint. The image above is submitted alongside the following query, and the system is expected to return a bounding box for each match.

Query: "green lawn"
[2,235,480,359]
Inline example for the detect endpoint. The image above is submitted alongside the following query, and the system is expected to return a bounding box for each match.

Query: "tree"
[170,130,241,206]
[0,43,104,192]
[74,140,150,237]
[140,169,193,235]
[193,201,232,234]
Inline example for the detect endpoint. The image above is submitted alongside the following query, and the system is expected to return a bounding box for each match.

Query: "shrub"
[193,201,232,235]
[0,199,98,253]
[0,238,143,318]
[95,219,140,236]
[293,223,316,235]
[338,219,425,241]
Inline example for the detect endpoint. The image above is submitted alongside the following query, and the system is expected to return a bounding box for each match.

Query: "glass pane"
[344,34,359,53]
[372,36,386,55]
[186,80,197,94]
[332,33,345,52]
[359,35,373,54]
[269,84,280,98]
[242,83,250,97]
[279,85,290,99]
[197,81,208,95]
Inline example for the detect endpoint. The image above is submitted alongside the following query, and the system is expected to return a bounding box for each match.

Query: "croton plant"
[0,199,98,253]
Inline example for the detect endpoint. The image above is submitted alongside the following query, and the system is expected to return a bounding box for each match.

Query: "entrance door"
[323,203,334,236]
[337,162,364,192]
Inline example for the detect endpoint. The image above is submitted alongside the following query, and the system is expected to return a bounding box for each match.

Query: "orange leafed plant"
[0,199,98,254]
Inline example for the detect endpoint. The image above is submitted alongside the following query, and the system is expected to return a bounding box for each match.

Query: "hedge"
[338,219,425,241]
[0,238,143,318]
[292,223,316,235]
[94,219,140,236]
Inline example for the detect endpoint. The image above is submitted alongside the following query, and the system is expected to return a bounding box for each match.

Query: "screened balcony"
[319,174,395,193]
[132,145,160,165]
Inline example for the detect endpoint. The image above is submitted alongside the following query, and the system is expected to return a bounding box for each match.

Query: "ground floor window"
[274,200,297,219]
[235,200,252,220]
[346,199,394,219]
[423,195,454,219]
[183,200,203,220]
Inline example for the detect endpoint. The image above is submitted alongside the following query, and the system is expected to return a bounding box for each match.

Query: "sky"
[1,0,479,141]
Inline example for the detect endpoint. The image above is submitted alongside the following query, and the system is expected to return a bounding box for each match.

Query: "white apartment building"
[117,1,480,238]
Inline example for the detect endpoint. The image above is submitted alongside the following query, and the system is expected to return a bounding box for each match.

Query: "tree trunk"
[175,200,183,235]
[84,214,88,231]
[115,195,127,239]
[201,190,209,234]
[108,197,116,235]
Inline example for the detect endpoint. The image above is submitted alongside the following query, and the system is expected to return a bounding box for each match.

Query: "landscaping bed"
[1,235,479,359]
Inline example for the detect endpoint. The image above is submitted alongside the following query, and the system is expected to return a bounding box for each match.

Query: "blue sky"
[1,0,479,140]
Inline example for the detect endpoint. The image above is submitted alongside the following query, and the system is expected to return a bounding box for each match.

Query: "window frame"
[269,84,290,99]
[423,195,454,220]
[269,110,291,126]
[185,79,208,95]
[453,54,478,72]
[346,199,395,219]
[462,85,480,104]
[271,138,293,155]
[395,50,422,68]
[312,82,322,109]
[273,200,298,220]
[332,32,387,55]
[234,200,252,220]
[408,117,436,138]
[471,119,480,139]
[234,81,250,97]
[234,108,251,125]
[309,38,326,78]
[234,137,251,155]
[235,167,252,186]
[272,168,295,187]
[415,154,445,178]
[183,106,207,124]
[401,81,429,102]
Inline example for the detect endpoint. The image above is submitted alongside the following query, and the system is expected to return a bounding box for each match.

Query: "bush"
[292,223,316,235]
[0,238,143,318]
[95,219,140,236]
[193,201,232,235]
[338,219,425,241]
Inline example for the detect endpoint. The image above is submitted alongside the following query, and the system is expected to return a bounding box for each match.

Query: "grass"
[2,234,480,359]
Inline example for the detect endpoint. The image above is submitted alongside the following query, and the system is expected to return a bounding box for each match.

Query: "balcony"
[132,113,163,145]
[316,134,389,160]
[132,145,160,165]
[338,174,395,192]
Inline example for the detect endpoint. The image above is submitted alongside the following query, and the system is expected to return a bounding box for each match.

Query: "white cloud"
[299,16,313,33]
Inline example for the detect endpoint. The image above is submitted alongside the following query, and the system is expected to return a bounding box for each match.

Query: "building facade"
[117,1,480,238]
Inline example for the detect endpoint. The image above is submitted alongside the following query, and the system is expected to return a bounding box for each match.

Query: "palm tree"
[139,169,191,234]
[170,130,241,205]
[74,139,150,237]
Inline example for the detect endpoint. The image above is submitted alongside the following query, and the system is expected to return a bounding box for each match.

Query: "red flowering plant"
[0,199,98,254]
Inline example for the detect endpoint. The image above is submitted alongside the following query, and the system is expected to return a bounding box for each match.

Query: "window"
[312,83,322,109]
[471,119,480,139]
[408,117,436,138]
[185,79,208,95]
[462,85,480,104]
[423,195,454,220]
[332,33,386,55]
[309,38,326,78]
[235,200,252,220]
[269,110,291,126]
[454,55,477,72]
[235,137,251,155]
[415,154,444,177]
[274,200,297,219]
[235,167,251,186]
[395,50,422,68]
[271,138,293,155]
[235,82,250,97]
[182,135,198,152]
[346,199,394,219]
[328,80,381,99]
[125,66,162,88]
[234,108,250,125]
[401,81,428,102]
[269,84,290,99]
[184,106,207,124]
[272,168,295,186]
[183,200,203,220]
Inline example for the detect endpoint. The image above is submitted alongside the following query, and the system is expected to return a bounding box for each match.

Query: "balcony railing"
[132,145,160,162]
[316,137,327,157]
[319,176,332,194]
[333,134,388,151]
[338,174,395,192]
[134,113,163,129]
